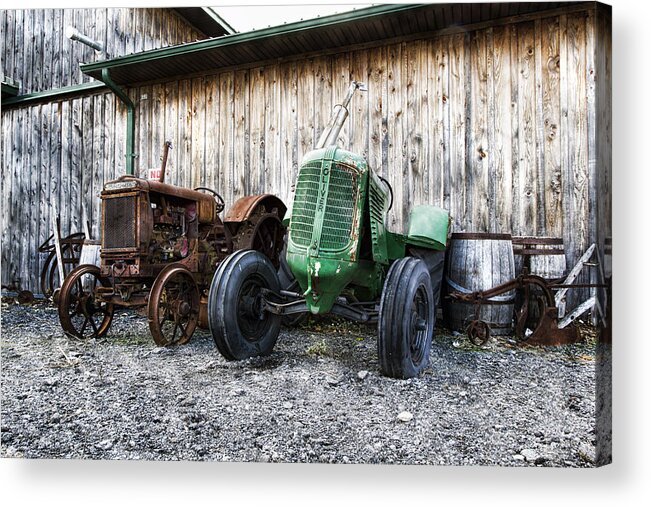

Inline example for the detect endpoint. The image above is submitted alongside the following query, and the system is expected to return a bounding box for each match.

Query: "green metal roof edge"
[1,81,20,97]
[80,3,426,75]
[2,81,107,107]
[202,7,238,35]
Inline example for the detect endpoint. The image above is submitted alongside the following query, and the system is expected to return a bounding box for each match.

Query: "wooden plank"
[113,9,126,58]
[137,85,152,176]
[468,28,489,232]
[21,106,34,290]
[70,97,83,236]
[23,9,34,93]
[249,67,265,196]
[296,59,314,165]
[566,12,589,271]
[534,19,546,233]
[427,37,441,208]
[81,95,94,240]
[218,72,234,203]
[204,77,219,192]
[264,65,281,196]
[1,105,13,285]
[114,89,130,176]
[313,56,333,150]
[42,9,54,92]
[332,52,352,150]
[585,9,598,307]
[540,16,563,238]
[405,40,426,209]
[278,62,298,203]
[103,93,115,184]
[491,25,513,234]
[51,9,63,89]
[150,83,164,178]
[12,10,24,92]
[33,10,44,91]
[49,102,62,275]
[134,8,144,54]
[178,79,192,189]
[367,46,387,176]
[448,32,467,231]
[97,8,108,59]
[515,22,538,236]
[91,94,105,238]
[10,108,22,286]
[38,104,56,293]
[597,8,612,281]
[233,70,250,195]
[191,77,206,188]
[3,10,15,86]
[163,81,179,185]
[386,42,405,230]
[350,49,370,158]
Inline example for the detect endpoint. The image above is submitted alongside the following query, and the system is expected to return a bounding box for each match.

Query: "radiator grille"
[102,195,137,250]
[290,161,357,251]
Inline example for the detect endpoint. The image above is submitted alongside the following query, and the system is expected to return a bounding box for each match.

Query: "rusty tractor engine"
[58,143,286,346]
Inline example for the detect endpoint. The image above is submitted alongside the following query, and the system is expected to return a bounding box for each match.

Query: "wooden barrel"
[442,233,515,336]
[512,237,566,324]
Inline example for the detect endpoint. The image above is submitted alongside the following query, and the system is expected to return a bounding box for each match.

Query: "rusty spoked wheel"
[148,264,200,347]
[467,319,491,346]
[234,213,285,269]
[58,264,114,339]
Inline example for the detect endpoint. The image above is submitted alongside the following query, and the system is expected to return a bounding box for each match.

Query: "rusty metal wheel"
[148,264,200,347]
[467,319,491,346]
[58,264,114,339]
[233,212,285,269]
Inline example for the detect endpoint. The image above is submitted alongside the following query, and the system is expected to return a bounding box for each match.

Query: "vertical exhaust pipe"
[316,81,367,149]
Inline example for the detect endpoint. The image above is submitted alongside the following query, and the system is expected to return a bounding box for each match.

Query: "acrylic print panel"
[1,1,611,470]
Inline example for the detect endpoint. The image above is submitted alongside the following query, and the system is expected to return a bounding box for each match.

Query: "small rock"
[459,390,468,397]
[282,402,293,410]
[520,448,539,462]
[325,375,343,386]
[357,370,369,380]
[452,340,461,348]
[96,439,114,451]
[397,411,413,423]
[512,454,525,461]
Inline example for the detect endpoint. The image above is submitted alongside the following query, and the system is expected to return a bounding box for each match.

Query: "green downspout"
[100,68,136,175]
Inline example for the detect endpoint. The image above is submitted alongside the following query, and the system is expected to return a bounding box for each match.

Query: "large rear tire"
[208,250,282,360]
[378,257,434,379]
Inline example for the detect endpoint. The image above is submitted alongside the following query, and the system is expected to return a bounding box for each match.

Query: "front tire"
[378,257,435,379]
[208,250,282,360]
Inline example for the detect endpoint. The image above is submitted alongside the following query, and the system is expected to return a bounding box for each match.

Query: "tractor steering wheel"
[194,187,225,213]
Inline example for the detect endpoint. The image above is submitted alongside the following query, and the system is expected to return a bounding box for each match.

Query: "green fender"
[406,205,449,251]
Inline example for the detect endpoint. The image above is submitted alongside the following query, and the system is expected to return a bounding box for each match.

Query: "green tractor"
[207,81,449,378]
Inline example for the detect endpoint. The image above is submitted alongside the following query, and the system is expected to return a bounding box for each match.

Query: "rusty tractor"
[57,142,286,346]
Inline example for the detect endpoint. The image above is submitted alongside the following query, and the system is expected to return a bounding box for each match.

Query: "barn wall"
[129,8,610,266]
[0,8,205,95]
[1,5,611,297]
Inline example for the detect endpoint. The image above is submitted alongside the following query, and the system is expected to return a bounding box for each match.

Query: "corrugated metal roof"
[82,2,591,86]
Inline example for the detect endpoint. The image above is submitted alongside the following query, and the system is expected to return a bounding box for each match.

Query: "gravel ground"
[1,299,598,466]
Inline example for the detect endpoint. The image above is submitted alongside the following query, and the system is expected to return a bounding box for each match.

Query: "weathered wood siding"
[0,8,205,95]
[1,6,611,298]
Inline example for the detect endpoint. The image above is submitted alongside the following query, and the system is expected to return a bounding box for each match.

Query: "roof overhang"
[173,7,237,38]
[82,2,594,87]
